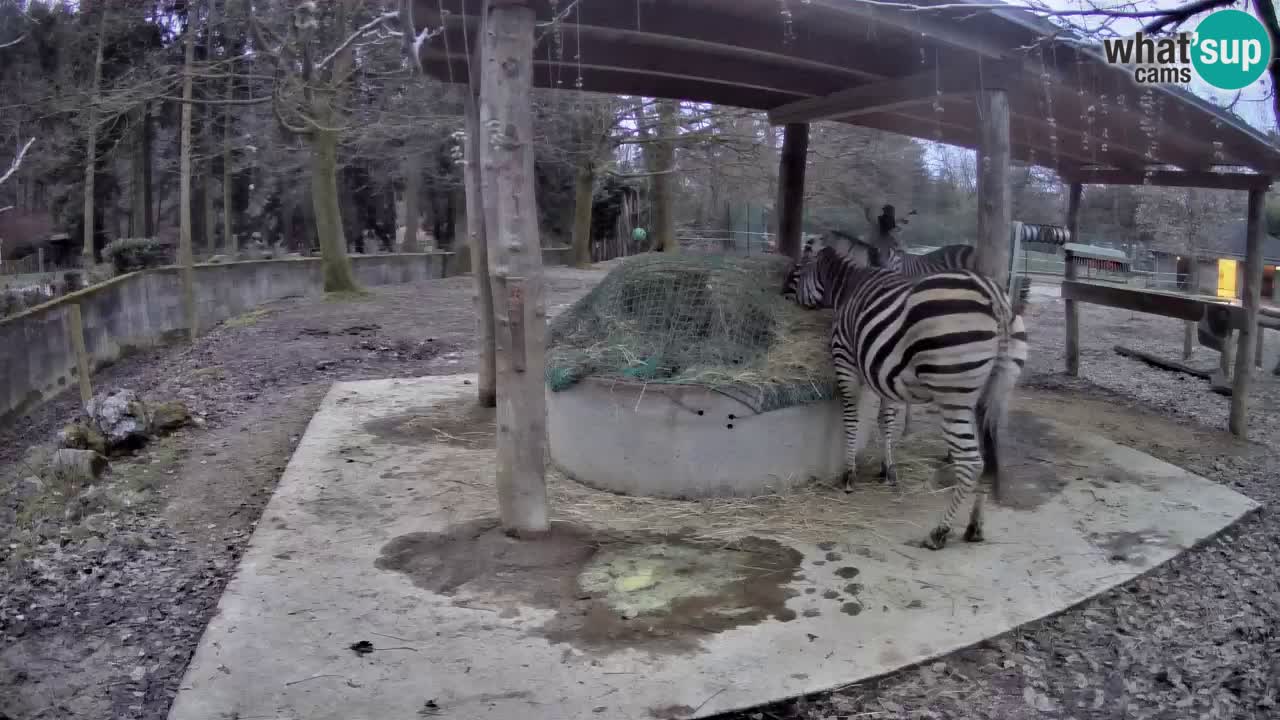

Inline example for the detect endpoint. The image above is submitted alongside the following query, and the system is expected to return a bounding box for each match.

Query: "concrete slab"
[168,375,1259,720]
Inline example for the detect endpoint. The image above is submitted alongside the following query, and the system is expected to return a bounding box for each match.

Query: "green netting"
[545,254,837,413]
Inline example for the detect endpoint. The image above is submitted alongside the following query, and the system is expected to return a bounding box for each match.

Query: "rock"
[49,449,109,484]
[59,422,107,455]
[150,401,192,434]
[85,389,151,452]
[206,255,229,264]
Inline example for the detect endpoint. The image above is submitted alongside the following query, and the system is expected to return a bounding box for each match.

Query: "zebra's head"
[782,241,839,308]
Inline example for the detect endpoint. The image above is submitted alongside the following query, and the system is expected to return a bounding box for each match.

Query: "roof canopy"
[411,0,1280,181]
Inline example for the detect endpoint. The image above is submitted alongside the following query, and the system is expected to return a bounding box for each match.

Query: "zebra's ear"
[800,237,815,263]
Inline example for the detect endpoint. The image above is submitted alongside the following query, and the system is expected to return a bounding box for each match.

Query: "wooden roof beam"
[1060,169,1273,191]
[804,0,1011,59]
[767,62,1016,125]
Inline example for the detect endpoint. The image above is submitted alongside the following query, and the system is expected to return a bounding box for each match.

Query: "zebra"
[810,235,975,466]
[782,242,1028,550]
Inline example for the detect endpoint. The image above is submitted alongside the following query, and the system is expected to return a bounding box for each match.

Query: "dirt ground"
[0,267,607,720]
[2,269,1280,720]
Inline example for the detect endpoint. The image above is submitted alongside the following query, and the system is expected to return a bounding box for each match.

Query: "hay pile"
[545,254,837,413]
[390,390,954,546]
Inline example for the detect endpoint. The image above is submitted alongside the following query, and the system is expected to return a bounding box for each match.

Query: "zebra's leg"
[877,401,903,486]
[923,403,953,464]
[964,486,986,543]
[835,368,872,493]
[923,406,982,551]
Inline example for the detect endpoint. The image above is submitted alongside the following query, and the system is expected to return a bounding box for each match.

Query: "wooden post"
[1183,258,1199,359]
[37,246,45,274]
[1064,182,1082,376]
[775,123,809,261]
[975,89,1011,289]
[68,303,93,407]
[478,0,548,536]
[464,18,497,408]
[1255,326,1265,368]
[1229,186,1267,437]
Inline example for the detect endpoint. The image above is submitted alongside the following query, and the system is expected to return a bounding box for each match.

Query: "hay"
[545,254,837,412]
[545,422,952,547]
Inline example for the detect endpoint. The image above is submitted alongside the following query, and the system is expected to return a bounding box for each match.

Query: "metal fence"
[676,229,778,256]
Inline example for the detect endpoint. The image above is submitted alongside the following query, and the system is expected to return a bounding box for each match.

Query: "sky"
[1023,0,1276,132]
[916,0,1277,179]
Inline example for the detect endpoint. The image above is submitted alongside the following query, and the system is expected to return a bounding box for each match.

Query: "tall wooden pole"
[975,89,1011,289]
[775,123,809,261]
[1064,182,1082,376]
[179,23,197,342]
[1229,185,1268,438]
[68,304,93,407]
[479,0,548,536]
[464,13,496,407]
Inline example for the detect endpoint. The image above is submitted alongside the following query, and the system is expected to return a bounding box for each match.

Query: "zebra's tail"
[976,280,1027,499]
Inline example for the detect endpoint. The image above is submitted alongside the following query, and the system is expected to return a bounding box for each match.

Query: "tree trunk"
[479,1,548,535]
[82,7,109,264]
[649,100,679,253]
[464,37,494,405]
[223,74,235,254]
[131,110,147,237]
[774,123,809,260]
[402,151,422,252]
[203,160,216,254]
[571,156,594,267]
[142,101,155,237]
[975,89,1011,289]
[179,25,197,342]
[310,129,361,292]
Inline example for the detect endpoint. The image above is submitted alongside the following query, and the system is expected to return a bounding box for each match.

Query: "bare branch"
[1141,0,1235,33]
[317,11,400,71]
[0,137,35,188]
[0,34,25,50]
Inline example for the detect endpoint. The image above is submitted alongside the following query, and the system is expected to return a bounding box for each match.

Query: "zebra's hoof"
[878,463,898,486]
[922,526,951,551]
[963,522,985,543]
[841,468,855,493]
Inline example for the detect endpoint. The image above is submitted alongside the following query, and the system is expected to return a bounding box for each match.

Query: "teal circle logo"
[1191,9,1272,90]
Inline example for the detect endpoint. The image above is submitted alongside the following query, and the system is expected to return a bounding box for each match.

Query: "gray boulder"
[85,389,152,452]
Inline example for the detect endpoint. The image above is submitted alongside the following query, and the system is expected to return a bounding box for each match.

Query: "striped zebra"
[782,243,1028,550]
[870,241,982,461]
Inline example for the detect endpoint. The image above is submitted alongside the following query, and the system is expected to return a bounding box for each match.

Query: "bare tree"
[0,137,34,194]
[180,17,198,342]
[81,5,109,263]
[247,0,404,292]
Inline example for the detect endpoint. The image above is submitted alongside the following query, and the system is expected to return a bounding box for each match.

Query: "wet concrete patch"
[1089,528,1175,565]
[362,397,495,449]
[996,410,1081,510]
[375,518,803,655]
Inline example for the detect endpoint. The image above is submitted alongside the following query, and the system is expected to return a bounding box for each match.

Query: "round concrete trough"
[546,377,846,499]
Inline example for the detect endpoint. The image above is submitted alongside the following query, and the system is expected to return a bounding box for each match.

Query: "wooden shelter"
[405,0,1280,531]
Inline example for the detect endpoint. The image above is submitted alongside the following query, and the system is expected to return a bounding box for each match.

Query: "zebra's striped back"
[782,242,1028,550]
[888,244,977,275]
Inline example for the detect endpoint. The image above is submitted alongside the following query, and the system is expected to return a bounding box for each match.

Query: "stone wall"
[1,253,455,421]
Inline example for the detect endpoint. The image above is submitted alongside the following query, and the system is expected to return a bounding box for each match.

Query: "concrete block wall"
[1,253,455,422]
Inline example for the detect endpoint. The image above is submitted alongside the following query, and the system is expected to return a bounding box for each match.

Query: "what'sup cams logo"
[1101,9,1273,90]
